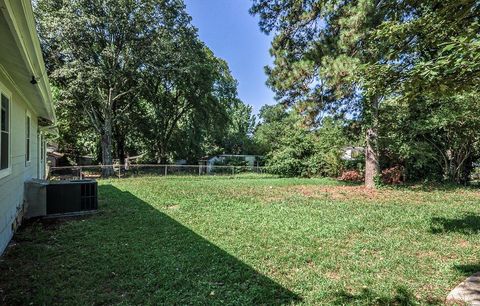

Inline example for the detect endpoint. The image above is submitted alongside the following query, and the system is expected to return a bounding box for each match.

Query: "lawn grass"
[1,176,479,305]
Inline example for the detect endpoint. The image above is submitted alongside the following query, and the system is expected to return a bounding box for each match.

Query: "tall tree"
[371,0,480,97]
[250,0,394,187]
[137,28,237,163]
[35,0,178,175]
[254,104,291,154]
[215,99,256,155]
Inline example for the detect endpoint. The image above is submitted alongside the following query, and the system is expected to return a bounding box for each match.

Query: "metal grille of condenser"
[80,182,97,210]
[46,180,98,215]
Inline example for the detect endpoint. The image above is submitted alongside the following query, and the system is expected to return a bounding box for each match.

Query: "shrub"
[339,170,364,182]
[266,146,309,177]
[381,166,405,185]
[264,117,351,178]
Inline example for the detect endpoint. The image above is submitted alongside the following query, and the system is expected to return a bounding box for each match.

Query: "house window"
[1,94,9,171]
[26,114,31,164]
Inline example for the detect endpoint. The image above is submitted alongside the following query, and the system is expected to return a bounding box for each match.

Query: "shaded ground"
[1,176,479,305]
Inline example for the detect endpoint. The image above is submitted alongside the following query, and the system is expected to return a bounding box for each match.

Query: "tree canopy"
[35,0,255,172]
[251,0,480,186]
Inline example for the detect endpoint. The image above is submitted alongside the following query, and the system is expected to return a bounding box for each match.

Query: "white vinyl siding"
[0,0,56,255]
[0,77,40,254]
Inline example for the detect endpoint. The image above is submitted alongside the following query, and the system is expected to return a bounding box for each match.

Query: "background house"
[341,146,364,161]
[46,144,64,168]
[0,0,56,254]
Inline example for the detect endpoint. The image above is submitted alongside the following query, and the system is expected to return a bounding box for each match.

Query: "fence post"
[164,165,167,176]
[231,166,234,176]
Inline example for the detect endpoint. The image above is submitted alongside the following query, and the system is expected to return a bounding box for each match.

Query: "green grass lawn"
[1,176,479,305]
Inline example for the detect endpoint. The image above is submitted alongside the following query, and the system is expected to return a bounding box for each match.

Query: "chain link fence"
[48,164,267,180]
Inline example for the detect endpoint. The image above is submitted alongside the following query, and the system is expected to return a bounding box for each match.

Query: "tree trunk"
[444,149,454,181]
[443,148,471,184]
[365,97,380,188]
[365,127,379,188]
[101,118,114,177]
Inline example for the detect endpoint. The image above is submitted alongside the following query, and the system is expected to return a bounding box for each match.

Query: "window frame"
[40,133,44,161]
[0,81,12,179]
[25,111,31,166]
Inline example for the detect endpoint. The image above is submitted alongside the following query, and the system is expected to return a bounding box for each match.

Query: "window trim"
[40,134,46,179]
[40,133,44,161]
[25,111,31,166]
[0,81,12,179]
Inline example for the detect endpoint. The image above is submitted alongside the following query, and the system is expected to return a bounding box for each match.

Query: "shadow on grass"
[430,214,480,234]
[0,185,300,305]
[331,287,441,305]
[454,264,480,276]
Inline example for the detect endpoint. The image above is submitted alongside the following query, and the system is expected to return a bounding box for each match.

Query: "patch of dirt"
[457,239,470,248]
[165,204,180,210]
[415,251,437,259]
[267,185,388,203]
[261,184,480,204]
[325,271,341,281]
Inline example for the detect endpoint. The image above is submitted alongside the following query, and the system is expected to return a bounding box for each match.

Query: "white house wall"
[0,71,42,254]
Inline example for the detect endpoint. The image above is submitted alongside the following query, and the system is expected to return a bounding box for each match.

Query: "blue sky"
[184,0,275,114]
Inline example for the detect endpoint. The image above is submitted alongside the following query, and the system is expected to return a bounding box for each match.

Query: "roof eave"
[1,0,56,124]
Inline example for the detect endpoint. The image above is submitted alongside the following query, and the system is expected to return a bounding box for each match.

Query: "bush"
[381,166,405,185]
[266,146,309,177]
[264,117,351,178]
[339,170,364,182]
[471,165,480,181]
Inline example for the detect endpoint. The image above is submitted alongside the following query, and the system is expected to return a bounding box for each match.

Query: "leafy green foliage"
[35,0,255,170]
[266,125,316,177]
[253,104,292,154]
[255,106,350,177]
[380,93,480,183]
[50,86,99,162]
[216,100,257,156]
[36,0,170,173]
[133,36,231,163]
[251,0,480,185]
